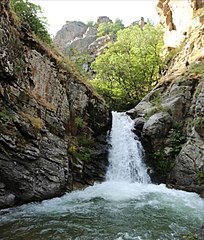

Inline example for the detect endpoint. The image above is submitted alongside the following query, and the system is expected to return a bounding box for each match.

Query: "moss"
[0,29,3,41]
[145,97,168,120]
[76,149,91,162]
[196,170,204,184]
[68,134,94,163]
[181,231,198,240]
[192,116,204,128]
[21,112,44,130]
[77,135,94,147]
[0,107,14,130]
[188,117,204,134]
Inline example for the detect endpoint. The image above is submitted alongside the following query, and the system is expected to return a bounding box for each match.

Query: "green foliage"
[65,48,93,77]
[10,0,52,44]
[75,117,87,130]
[191,116,204,128]
[76,149,91,162]
[0,111,10,127]
[189,62,204,75]
[196,170,204,184]
[0,107,13,129]
[171,131,186,157]
[68,144,78,155]
[145,96,168,120]
[77,135,94,147]
[151,150,175,174]
[68,135,93,163]
[181,232,198,240]
[97,18,124,37]
[91,23,164,110]
[86,20,94,27]
[163,43,185,67]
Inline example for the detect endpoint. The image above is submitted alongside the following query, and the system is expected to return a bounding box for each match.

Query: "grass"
[30,92,56,111]
[21,112,44,129]
[189,62,204,75]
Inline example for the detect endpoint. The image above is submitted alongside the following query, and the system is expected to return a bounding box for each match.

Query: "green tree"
[86,20,95,27]
[91,23,164,111]
[10,0,52,44]
[97,18,125,38]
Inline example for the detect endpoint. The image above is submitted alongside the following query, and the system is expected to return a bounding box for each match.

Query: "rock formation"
[128,0,204,196]
[0,0,111,209]
[54,16,112,57]
[53,16,115,75]
[156,0,204,48]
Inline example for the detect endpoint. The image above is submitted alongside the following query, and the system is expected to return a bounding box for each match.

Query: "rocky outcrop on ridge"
[54,16,113,57]
[0,0,111,209]
[128,0,204,196]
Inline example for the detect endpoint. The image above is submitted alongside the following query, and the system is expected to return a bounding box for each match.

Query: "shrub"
[75,117,87,130]
[10,0,52,44]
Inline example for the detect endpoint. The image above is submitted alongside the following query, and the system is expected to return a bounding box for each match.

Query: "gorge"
[0,0,204,239]
[0,112,204,239]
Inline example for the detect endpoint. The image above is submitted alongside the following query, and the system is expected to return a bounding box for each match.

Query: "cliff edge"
[0,0,111,208]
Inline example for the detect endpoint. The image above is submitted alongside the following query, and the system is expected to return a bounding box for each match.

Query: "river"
[0,112,204,240]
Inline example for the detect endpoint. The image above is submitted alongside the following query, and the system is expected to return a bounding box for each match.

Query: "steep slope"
[128,0,204,196]
[0,0,111,208]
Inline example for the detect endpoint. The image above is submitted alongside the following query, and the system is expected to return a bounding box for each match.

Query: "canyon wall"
[128,0,204,196]
[0,0,111,208]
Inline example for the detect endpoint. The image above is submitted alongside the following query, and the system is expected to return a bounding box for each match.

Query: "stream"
[0,112,204,240]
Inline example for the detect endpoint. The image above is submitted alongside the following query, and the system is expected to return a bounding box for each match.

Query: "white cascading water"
[1,111,204,240]
[106,111,150,183]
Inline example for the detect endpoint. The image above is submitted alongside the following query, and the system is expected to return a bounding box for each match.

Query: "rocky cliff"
[0,0,111,208]
[128,0,204,196]
[54,16,113,56]
[53,17,115,74]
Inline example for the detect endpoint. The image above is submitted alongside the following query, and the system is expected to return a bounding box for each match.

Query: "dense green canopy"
[91,23,164,111]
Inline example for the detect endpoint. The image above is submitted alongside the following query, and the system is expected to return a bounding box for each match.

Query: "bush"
[10,0,52,44]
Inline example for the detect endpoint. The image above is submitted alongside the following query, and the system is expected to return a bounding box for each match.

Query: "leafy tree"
[86,20,95,27]
[91,23,164,111]
[10,0,52,44]
[97,18,125,38]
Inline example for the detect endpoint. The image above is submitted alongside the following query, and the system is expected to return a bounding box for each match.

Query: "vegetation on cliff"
[10,0,52,44]
[97,18,125,37]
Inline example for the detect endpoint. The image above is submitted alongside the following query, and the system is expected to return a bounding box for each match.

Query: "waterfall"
[1,112,204,240]
[106,111,151,183]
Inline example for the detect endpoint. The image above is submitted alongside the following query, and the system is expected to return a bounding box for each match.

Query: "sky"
[30,0,160,37]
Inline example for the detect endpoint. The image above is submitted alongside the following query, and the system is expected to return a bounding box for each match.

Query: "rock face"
[53,16,114,75]
[128,0,204,195]
[54,16,112,57]
[0,0,111,209]
[157,0,204,48]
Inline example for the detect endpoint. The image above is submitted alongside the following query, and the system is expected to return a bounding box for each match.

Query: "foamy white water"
[106,111,150,183]
[0,112,204,240]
